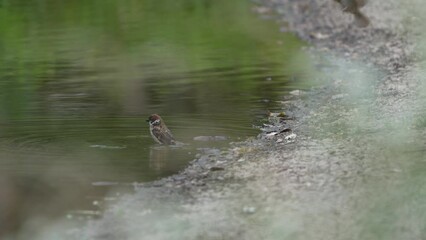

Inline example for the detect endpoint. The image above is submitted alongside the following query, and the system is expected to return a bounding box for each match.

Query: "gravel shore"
[60,1,426,239]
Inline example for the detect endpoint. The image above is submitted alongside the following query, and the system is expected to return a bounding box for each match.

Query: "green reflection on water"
[0,0,306,120]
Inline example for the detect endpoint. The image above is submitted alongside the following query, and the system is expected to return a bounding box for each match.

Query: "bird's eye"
[152,119,160,125]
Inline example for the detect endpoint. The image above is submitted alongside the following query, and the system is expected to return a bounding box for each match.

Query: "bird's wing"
[152,127,176,145]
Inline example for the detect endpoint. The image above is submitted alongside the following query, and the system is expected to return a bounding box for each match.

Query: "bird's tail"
[356,0,368,8]
[353,11,370,27]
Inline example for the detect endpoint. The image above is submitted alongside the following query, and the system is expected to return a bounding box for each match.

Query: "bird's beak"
[146,119,150,123]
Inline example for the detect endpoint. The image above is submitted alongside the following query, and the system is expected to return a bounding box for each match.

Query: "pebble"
[193,136,227,141]
[265,132,277,138]
[285,133,297,142]
[331,94,347,100]
[289,90,305,96]
[242,206,257,214]
[210,166,225,171]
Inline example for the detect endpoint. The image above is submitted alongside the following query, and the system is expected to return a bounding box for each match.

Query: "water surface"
[0,0,307,236]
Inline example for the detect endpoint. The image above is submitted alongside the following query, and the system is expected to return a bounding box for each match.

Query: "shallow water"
[0,0,306,236]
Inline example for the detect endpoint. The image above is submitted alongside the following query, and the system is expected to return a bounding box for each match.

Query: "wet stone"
[289,89,306,96]
[210,166,225,171]
[242,206,257,214]
[193,136,228,141]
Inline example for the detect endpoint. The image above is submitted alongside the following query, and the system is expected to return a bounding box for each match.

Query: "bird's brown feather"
[152,126,175,145]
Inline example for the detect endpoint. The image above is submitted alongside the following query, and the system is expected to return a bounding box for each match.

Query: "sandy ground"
[35,1,426,239]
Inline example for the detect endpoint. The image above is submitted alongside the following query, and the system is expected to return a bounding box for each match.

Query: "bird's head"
[147,114,162,126]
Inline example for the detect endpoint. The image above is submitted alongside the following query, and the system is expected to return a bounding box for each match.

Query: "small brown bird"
[146,114,176,145]
[334,0,370,27]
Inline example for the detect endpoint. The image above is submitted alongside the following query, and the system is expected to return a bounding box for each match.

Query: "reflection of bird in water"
[334,0,370,27]
[149,147,169,172]
[146,114,176,145]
